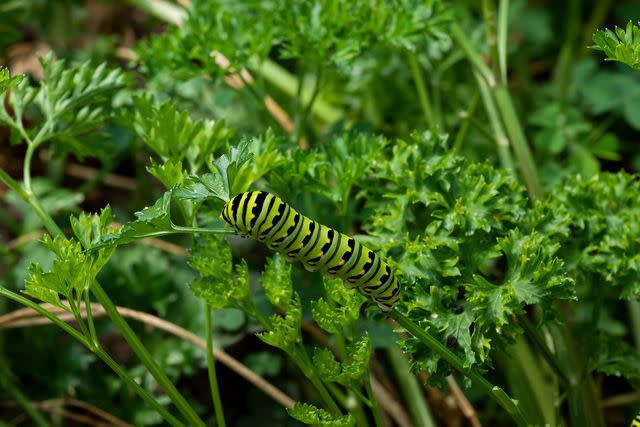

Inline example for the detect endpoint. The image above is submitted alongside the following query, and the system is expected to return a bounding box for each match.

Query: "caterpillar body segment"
[221,191,401,312]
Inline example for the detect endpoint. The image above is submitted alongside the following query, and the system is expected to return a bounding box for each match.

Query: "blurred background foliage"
[1,0,640,426]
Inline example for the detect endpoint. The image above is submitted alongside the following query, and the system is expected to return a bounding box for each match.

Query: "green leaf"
[148,158,187,189]
[0,67,23,95]
[592,21,640,71]
[1,54,127,160]
[131,95,234,173]
[212,139,254,200]
[287,402,354,427]
[262,253,293,310]
[257,295,302,353]
[188,235,250,309]
[98,192,173,248]
[24,234,112,310]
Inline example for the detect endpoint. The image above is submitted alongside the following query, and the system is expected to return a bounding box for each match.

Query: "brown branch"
[2,398,132,427]
[0,303,296,409]
[601,391,640,408]
[447,375,482,427]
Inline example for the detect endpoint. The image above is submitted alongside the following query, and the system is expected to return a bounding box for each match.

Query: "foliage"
[3,2,640,427]
[592,21,640,71]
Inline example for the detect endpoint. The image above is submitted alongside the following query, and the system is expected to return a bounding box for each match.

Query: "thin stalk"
[0,371,51,427]
[548,322,606,427]
[450,24,495,88]
[295,346,342,415]
[408,52,434,127]
[481,0,500,79]
[387,345,436,427]
[93,347,185,427]
[0,286,183,425]
[453,91,479,151]
[0,286,89,345]
[364,376,383,427]
[0,168,64,238]
[504,337,556,426]
[90,282,206,427]
[23,143,39,195]
[518,315,569,386]
[628,299,640,352]
[389,310,529,426]
[248,58,342,124]
[204,304,226,427]
[473,72,515,172]
[493,85,541,200]
[497,0,509,84]
[84,292,99,349]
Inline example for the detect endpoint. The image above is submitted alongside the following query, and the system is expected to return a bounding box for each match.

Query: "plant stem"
[249,58,342,124]
[93,347,185,427]
[0,168,64,238]
[518,315,569,386]
[408,53,434,127]
[497,0,509,84]
[0,286,88,345]
[84,292,99,348]
[387,345,435,427]
[482,0,500,80]
[204,304,226,427]
[364,375,384,427]
[389,309,529,426]
[453,91,479,151]
[493,85,541,200]
[91,281,206,426]
[628,299,640,352]
[295,346,342,416]
[504,337,556,426]
[0,370,51,427]
[0,286,183,425]
[473,72,515,172]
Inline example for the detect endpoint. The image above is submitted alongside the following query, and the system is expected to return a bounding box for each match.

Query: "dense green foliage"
[2,1,640,427]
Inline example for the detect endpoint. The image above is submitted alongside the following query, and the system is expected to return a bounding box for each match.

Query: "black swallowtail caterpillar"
[632,414,640,427]
[220,191,401,312]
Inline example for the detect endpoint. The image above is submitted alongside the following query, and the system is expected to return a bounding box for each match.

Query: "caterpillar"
[633,414,640,427]
[220,191,401,312]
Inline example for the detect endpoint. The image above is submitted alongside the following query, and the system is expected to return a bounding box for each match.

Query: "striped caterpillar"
[220,191,401,312]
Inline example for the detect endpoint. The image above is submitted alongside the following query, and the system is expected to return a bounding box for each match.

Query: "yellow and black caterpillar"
[221,191,401,312]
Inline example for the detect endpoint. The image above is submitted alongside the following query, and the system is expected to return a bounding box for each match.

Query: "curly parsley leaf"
[287,402,354,427]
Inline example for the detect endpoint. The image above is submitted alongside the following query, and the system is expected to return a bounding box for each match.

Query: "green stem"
[452,91,479,151]
[497,0,509,84]
[93,347,185,427]
[482,0,500,79]
[628,298,640,352]
[0,286,184,426]
[450,24,495,88]
[389,310,529,426]
[493,85,541,200]
[23,143,38,195]
[364,376,383,427]
[473,72,515,172]
[205,304,226,427]
[408,52,434,127]
[296,346,342,416]
[0,168,64,238]
[84,291,99,348]
[387,345,436,427]
[518,315,569,386]
[0,370,51,427]
[504,337,556,426]
[90,281,206,427]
